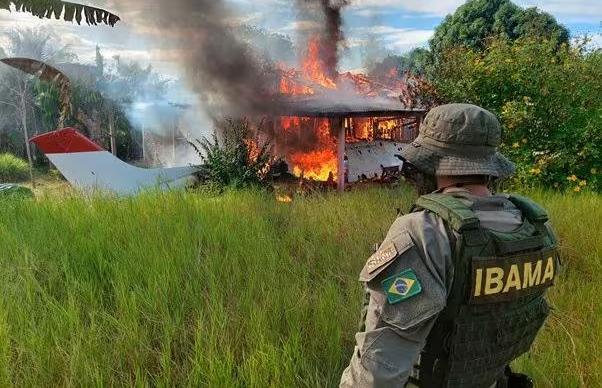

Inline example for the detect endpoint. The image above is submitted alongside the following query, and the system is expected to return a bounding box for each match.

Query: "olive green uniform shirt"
[340,190,524,388]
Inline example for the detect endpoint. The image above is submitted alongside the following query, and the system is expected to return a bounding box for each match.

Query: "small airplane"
[30,128,200,195]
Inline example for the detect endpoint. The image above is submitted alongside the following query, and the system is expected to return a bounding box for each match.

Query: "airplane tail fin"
[30,128,199,195]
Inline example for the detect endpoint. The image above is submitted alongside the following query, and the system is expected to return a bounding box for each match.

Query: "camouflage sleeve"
[340,211,453,388]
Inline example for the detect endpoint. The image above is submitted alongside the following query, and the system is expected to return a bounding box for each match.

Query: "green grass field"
[0,186,599,387]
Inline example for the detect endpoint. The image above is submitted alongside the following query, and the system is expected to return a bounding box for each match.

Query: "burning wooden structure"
[260,36,426,192]
[267,98,425,191]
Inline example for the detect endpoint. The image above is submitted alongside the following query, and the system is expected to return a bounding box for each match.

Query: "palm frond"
[0,0,120,27]
[0,57,72,126]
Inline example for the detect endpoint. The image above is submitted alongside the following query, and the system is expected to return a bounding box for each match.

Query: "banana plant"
[0,57,71,127]
[0,0,120,26]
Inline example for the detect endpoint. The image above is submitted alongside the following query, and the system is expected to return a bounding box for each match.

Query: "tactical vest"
[412,193,559,388]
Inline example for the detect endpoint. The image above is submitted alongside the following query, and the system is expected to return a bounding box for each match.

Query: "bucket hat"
[400,103,515,177]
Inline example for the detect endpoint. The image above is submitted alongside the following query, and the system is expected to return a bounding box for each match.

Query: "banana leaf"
[0,57,72,127]
[0,0,119,26]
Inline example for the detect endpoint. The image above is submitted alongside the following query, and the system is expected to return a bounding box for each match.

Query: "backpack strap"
[506,194,557,250]
[414,194,489,247]
[413,194,480,232]
[507,194,549,224]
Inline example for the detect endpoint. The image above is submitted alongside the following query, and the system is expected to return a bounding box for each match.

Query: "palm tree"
[0,0,120,26]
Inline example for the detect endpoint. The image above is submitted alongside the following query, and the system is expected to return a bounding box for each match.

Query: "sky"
[0,0,600,79]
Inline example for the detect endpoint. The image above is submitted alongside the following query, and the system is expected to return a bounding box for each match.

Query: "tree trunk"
[20,87,35,188]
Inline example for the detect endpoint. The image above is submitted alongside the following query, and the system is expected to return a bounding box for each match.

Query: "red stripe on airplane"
[29,128,105,154]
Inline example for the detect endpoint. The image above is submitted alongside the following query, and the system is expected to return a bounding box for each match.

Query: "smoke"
[126,0,282,118]
[296,0,350,78]
[116,0,355,168]
[120,0,352,120]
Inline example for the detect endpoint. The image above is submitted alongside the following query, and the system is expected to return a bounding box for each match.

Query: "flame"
[352,118,372,140]
[273,36,415,182]
[279,68,314,95]
[276,194,293,203]
[376,118,400,140]
[290,149,337,181]
[302,36,337,90]
[289,118,337,181]
[280,116,302,131]
[276,39,339,181]
[245,138,260,162]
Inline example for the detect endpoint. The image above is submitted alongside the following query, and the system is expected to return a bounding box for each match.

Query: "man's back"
[341,189,558,387]
[340,104,560,388]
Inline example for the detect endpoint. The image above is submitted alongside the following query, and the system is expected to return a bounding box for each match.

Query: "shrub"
[0,153,30,182]
[189,119,273,189]
[427,37,601,191]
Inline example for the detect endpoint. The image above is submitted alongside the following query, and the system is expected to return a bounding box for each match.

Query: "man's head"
[400,103,514,194]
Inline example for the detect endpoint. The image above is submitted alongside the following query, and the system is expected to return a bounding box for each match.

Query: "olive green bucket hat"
[400,103,515,178]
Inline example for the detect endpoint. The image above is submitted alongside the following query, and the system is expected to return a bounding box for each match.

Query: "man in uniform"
[340,104,559,388]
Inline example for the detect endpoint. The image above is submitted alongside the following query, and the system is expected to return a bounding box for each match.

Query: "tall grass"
[0,187,599,387]
[0,153,29,182]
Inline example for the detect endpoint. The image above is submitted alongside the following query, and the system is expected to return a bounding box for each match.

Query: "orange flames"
[290,148,337,181]
[275,37,413,182]
[276,35,340,181]
[302,37,337,90]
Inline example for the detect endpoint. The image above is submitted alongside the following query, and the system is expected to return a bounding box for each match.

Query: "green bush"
[190,119,273,189]
[0,153,30,182]
[427,37,601,192]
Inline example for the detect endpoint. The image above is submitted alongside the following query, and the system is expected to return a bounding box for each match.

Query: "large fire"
[302,37,337,90]
[275,34,414,182]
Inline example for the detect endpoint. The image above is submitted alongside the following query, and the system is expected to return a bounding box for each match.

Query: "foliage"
[0,153,29,181]
[2,57,72,126]
[369,48,431,77]
[429,0,569,60]
[0,183,33,198]
[102,55,168,102]
[0,187,599,386]
[0,0,119,26]
[0,29,162,162]
[427,37,601,192]
[0,28,77,160]
[3,27,77,63]
[190,119,273,189]
[238,25,295,65]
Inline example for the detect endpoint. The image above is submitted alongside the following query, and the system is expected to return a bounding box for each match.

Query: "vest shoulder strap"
[507,194,549,224]
[414,194,480,232]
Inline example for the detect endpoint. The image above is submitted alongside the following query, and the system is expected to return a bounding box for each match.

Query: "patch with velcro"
[382,269,422,304]
[470,248,559,304]
[365,231,415,275]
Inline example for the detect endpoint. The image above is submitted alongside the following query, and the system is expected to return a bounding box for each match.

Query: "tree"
[369,48,431,78]
[428,37,601,191]
[0,28,76,184]
[0,0,119,26]
[429,0,569,59]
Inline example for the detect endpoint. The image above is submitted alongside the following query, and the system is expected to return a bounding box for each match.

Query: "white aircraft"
[30,128,200,195]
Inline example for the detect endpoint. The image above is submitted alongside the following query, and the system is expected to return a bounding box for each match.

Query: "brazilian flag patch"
[382,269,422,304]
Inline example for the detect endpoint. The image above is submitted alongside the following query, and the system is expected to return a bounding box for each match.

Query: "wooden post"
[336,117,345,192]
[109,110,117,155]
